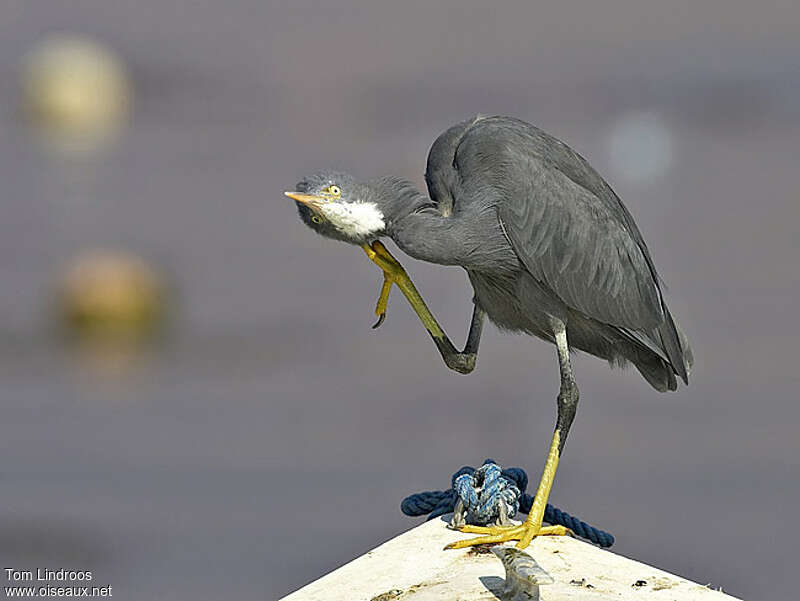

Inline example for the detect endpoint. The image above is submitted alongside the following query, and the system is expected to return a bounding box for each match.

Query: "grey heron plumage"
[286,115,692,549]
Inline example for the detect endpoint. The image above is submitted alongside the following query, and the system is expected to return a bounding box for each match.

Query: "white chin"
[322,201,385,238]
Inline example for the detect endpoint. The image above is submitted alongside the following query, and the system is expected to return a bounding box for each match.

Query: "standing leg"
[446,319,578,549]
[363,241,485,374]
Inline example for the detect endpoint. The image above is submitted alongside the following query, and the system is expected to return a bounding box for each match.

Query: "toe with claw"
[363,240,430,331]
[445,523,571,550]
[364,241,407,328]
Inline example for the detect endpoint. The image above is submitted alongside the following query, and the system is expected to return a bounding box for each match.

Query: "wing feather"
[453,117,665,331]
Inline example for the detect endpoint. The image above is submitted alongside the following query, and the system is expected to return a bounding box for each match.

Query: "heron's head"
[285,171,386,245]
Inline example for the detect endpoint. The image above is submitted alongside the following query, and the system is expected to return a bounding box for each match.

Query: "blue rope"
[401,459,614,548]
[454,462,522,525]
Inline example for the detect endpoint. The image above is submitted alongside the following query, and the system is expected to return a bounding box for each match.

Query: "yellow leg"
[362,240,483,375]
[361,241,444,338]
[445,430,568,550]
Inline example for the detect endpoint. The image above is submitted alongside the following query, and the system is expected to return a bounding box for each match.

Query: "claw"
[372,275,393,329]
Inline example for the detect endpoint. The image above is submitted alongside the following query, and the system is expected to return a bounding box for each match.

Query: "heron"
[285,115,692,550]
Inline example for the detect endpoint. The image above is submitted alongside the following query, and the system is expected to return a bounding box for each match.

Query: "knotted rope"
[400,459,615,548]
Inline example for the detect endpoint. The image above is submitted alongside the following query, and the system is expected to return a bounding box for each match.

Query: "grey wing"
[501,158,664,330]
[452,118,663,331]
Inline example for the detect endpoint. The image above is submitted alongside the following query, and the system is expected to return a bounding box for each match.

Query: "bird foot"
[361,240,446,339]
[445,523,571,550]
[363,241,411,328]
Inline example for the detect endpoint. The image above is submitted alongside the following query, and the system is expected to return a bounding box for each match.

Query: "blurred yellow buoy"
[21,34,131,156]
[58,250,165,341]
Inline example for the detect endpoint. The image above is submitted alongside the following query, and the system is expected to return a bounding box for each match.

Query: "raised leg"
[446,319,579,549]
[362,241,485,374]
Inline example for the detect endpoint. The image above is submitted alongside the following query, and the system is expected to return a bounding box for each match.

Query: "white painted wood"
[280,517,741,601]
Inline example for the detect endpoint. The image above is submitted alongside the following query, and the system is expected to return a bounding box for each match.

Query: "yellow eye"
[328,185,341,197]
[311,215,323,224]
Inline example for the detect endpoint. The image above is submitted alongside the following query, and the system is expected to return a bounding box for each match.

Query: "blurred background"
[1,1,798,599]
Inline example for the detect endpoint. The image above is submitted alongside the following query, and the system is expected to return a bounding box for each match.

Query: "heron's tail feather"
[618,307,692,392]
[633,354,678,392]
[657,305,692,385]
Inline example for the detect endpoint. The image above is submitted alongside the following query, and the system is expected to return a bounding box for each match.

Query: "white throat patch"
[320,201,385,238]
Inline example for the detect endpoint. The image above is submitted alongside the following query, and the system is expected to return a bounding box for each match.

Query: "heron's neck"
[367,177,435,231]
[367,177,471,266]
